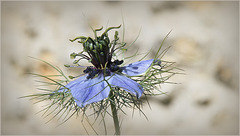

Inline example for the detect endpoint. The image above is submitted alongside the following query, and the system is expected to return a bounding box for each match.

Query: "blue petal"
[107,74,143,98]
[59,74,110,107]
[71,73,110,107]
[122,59,155,76]
[58,74,88,92]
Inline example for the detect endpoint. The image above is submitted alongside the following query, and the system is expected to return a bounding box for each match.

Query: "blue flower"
[59,59,156,107]
[59,25,161,107]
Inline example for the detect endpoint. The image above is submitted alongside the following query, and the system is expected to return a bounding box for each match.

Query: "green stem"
[109,90,120,135]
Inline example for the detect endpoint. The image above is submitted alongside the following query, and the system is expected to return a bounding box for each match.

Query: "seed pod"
[99,43,103,50]
[104,34,110,44]
[83,42,88,51]
[92,49,97,53]
[98,40,105,47]
[89,43,94,50]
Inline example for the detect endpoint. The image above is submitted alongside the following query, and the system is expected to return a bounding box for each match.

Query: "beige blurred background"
[1,1,239,135]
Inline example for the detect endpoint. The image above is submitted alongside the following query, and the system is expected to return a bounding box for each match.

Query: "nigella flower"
[59,25,160,108]
[60,59,156,107]
[23,23,178,135]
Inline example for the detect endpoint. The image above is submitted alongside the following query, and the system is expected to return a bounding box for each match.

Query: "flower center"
[69,25,126,78]
[83,59,124,79]
[83,34,110,69]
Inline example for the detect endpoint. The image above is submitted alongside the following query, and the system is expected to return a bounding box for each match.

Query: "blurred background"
[1,1,239,135]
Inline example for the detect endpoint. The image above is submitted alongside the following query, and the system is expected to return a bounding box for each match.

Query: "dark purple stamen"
[83,59,124,79]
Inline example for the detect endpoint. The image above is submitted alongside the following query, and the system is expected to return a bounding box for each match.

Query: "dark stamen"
[84,67,101,79]
[113,60,124,65]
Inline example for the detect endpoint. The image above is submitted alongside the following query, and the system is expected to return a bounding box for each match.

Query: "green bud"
[64,64,70,68]
[103,34,110,44]
[84,42,90,50]
[99,40,107,47]
[70,52,77,59]
[95,43,100,51]
[114,31,119,40]
[73,59,80,64]
[89,43,94,50]
[92,49,97,53]
[68,76,74,79]
[99,44,103,50]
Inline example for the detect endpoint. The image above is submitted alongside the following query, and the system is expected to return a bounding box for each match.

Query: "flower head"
[24,24,179,131]
[60,25,159,107]
[60,59,155,107]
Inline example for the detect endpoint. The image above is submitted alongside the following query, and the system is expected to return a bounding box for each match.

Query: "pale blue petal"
[71,73,110,107]
[58,74,88,92]
[107,74,143,98]
[122,59,155,76]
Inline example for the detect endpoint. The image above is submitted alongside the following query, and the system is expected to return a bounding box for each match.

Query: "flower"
[58,25,161,107]
[59,59,156,107]
[23,22,178,133]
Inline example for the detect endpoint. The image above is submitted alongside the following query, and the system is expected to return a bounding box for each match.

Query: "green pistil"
[70,25,122,69]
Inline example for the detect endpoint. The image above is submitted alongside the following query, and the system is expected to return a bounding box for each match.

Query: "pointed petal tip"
[122,59,155,76]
